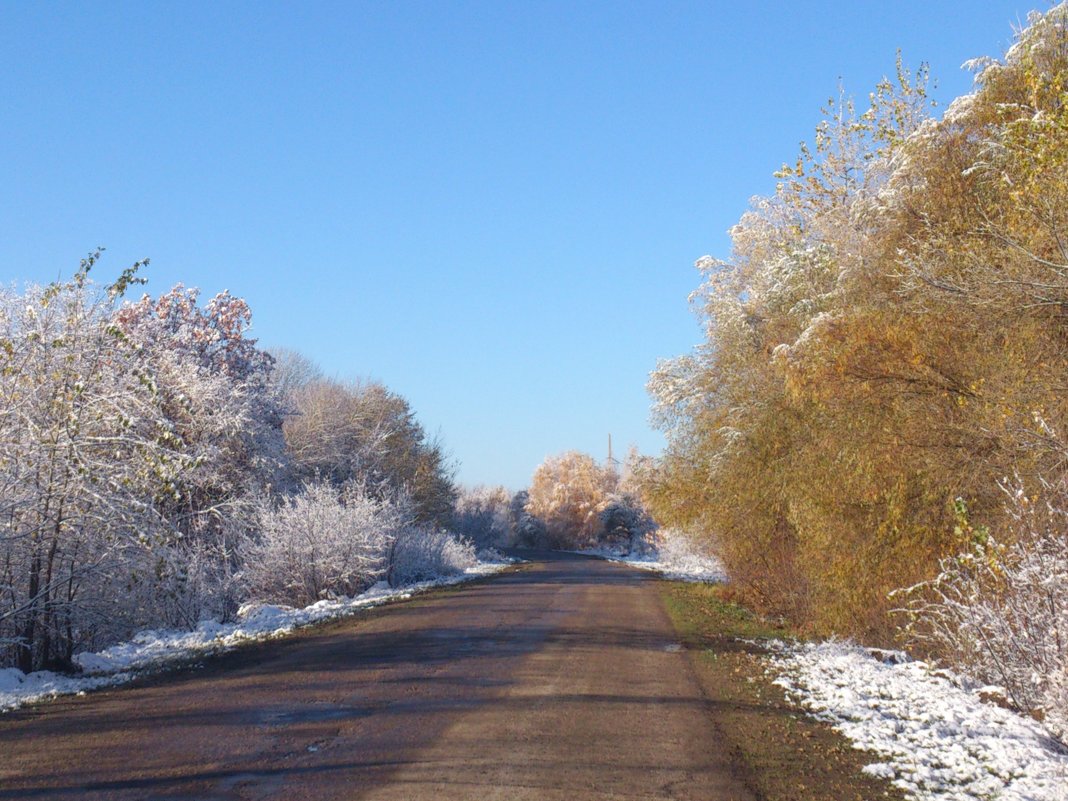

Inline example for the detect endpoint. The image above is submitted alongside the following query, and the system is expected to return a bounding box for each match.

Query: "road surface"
[0,551,754,800]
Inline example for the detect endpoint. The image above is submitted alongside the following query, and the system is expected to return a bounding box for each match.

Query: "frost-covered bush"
[242,482,399,606]
[450,485,514,549]
[387,526,477,587]
[148,533,248,628]
[897,488,1068,739]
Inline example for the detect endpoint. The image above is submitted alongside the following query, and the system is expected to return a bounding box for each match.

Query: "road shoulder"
[661,581,906,801]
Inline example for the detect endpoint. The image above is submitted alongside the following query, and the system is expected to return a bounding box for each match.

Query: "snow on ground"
[579,540,727,583]
[0,558,513,715]
[770,640,1068,801]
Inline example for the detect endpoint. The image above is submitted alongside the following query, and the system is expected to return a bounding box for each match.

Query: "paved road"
[0,552,753,800]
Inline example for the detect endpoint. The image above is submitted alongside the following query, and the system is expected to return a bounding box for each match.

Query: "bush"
[242,482,399,606]
[896,487,1068,739]
[655,528,727,580]
[450,485,514,549]
[387,527,477,587]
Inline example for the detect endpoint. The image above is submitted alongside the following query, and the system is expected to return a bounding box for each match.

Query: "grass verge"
[662,581,906,801]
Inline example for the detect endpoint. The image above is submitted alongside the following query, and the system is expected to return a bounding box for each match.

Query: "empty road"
[0,552,753,800]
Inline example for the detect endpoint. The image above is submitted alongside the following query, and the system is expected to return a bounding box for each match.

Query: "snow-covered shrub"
[148,533,247,628]
[450,485,514,549]
[896,489,1068,739]
[387,526,477,587]
[242,482,399,606]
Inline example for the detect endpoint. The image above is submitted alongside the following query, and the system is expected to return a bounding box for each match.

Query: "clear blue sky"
[0,1,1032,489]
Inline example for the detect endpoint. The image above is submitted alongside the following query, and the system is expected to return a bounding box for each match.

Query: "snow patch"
[578,544,727,584]
[769,639,1068,801]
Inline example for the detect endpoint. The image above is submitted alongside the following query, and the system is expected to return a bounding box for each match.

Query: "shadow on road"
[0,550,757,801]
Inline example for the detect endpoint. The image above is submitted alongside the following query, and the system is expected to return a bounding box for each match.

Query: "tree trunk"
[17,551,41,673]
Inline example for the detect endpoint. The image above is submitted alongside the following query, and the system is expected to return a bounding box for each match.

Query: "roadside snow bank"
[580,541,726,583]
[770,640,1068,801]
[1,559,512,714]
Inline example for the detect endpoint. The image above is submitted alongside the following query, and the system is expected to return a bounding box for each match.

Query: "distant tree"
[510,490,548,548]
[283,378,456,525]
[450,485,514,549]
[526,451,618,548]
[599,495,657,552]
[267,347,323,402]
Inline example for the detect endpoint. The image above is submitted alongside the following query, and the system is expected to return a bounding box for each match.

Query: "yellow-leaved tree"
[649,5,1068,652]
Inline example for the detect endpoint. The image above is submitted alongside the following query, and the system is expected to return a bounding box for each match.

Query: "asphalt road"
[0,551,754,800]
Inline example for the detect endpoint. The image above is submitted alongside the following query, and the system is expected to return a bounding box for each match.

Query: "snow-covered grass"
[0,557,513,715]
[770,640,1068,801]
[580,530,727,583]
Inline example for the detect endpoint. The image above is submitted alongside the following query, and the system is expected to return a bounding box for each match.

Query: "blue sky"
[0,1,1032,488]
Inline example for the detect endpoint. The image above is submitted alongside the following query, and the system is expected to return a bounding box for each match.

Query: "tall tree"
[0,257,188,670]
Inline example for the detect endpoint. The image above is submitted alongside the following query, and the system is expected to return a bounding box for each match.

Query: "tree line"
[0,255,466,673]
[645,7,1068,737]
[0,252,659,677]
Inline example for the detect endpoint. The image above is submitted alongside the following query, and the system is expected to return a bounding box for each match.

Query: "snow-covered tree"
[599,495,657,552]
[0,255,477,670]
[0,256,190,670]
[510,490,548,548]
[450,485,514,550]
[647,4,1068,653]
[113,283,287,537]
[526,451,619,548]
